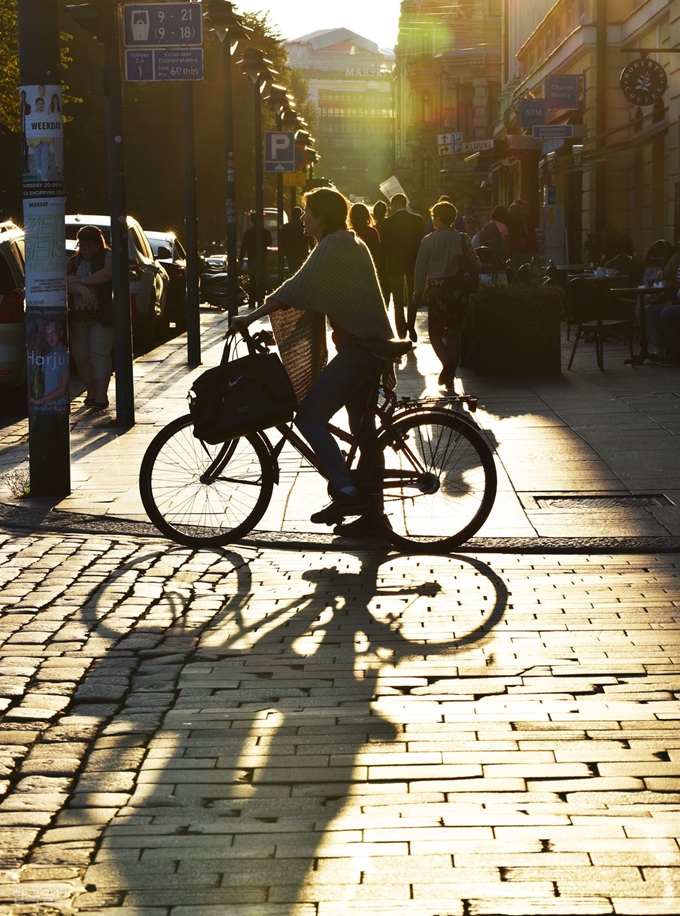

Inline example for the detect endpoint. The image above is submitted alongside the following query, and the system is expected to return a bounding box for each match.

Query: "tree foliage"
[0,2,317,243]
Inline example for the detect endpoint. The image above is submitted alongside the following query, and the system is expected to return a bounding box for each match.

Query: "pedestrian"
[349,203,382,270]
[409,200,481,391]
[239,212,272,307]
[425,195,458,234]
[372,199,388,234]
[645,249,680,362]
[507,198,538,275]
[472,205,511,260]
[380,193,425,339]
[230,187,394,532]
[371,200,390,300]
[279,206,311,275]
[66,225,114,410]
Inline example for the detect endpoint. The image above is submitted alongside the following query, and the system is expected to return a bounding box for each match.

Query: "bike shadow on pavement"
[75,547,508,912]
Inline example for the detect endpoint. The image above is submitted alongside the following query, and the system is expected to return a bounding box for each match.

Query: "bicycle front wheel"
[139,414,274,547]
[365,411,497,552]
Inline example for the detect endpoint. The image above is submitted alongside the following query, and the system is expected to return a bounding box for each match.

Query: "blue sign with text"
[123,3,203,48]
[546,75,580,110]
[519,99,547,128]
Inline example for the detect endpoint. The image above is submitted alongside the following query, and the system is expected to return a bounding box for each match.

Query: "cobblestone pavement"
[1,527,679,915]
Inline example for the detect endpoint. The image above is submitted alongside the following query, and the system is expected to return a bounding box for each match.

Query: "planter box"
[467,283,562,375]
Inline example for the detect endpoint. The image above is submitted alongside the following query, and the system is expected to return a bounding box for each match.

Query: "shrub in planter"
[465,282,561,375]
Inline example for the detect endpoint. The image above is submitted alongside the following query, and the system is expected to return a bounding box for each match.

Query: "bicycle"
[139,329,497,552]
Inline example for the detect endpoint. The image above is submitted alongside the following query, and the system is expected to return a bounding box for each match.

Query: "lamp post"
[203,1,251,321]
[238,47,278,307]
[265,84,297,284]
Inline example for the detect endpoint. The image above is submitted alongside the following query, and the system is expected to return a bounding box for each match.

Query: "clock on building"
[619,58,668,106]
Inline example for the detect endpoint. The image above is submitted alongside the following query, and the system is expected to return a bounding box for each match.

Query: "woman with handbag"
[409,201,481,392]
[230,187,395,530]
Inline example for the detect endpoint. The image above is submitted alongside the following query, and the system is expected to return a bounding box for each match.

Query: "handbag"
[457,231,480,295]
[188,331,297,444]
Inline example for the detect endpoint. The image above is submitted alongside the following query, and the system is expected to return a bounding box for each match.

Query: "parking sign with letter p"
[265,131,296,172]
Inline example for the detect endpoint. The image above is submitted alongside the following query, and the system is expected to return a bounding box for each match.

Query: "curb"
[1,502,679,554]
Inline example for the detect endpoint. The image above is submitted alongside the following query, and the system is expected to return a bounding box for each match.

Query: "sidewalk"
[1,310,680,916]
[1,306,679,546]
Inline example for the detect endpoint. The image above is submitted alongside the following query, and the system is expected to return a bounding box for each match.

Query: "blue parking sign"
[265,132,296,172]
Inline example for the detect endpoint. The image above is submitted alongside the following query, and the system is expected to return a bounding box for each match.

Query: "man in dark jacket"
[380,193,425,338]
[239,213,272,307]
[279,207,311,275]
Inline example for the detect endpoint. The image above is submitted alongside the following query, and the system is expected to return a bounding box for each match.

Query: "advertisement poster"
[21,84,64,195]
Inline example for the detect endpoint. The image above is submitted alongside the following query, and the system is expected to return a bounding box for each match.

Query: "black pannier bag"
[189,331,297,444]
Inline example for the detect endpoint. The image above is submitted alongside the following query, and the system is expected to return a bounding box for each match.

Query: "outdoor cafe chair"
[566,276,635,371]
[474,245,507,285]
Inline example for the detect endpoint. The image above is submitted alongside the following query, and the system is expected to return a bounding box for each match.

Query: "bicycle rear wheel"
[139,414,274,547]
[365,411,497,552]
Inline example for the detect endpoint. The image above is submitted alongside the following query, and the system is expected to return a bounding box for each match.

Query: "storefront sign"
[532,125,574,139]
[519,99,547,128]
[546,75,580,110]
[620,58,667,106]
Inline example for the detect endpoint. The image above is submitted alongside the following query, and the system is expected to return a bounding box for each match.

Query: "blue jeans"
[295,339,380,493]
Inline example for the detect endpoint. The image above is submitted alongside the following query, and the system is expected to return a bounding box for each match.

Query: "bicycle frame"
[253,386,482,493]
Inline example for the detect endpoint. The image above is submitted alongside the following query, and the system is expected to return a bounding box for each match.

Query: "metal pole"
[222,38,239,320]
[253,77,265,306]
[277,170,284,284]
[183,80,201,367]
[104,1,134,427]
[19,0,70,496]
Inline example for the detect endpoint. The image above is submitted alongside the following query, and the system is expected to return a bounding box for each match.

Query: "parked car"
[64,214,169,351]
[145,230,187,332]
[0,221,27,392]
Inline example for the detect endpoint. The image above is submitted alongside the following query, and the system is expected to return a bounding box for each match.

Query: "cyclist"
[230,187,395,530]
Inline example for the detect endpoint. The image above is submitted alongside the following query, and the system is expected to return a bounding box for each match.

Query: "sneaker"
[310,491,371,525]
[333,513,392,538]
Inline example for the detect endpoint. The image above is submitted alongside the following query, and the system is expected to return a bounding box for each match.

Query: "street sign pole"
[106,1,134,427]
[183,80,200,367]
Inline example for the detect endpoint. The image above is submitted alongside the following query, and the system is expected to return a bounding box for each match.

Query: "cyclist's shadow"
[197,549,508,909]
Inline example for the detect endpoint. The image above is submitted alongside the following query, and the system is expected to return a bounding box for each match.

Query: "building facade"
[494,0,679,263]
[394,0,503,216]
[285,28,396,200]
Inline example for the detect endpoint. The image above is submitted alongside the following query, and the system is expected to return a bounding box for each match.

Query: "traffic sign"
[283,172,307,188]
[532,125,574,139]
[448,139,495,154]
[438,132,462,145]
[265,131,296,173]
[123,3,203,47]
[125,48,204,81]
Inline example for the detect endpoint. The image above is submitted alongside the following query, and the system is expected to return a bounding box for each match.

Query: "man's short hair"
[390,193,407,209]
[431,201,458,226]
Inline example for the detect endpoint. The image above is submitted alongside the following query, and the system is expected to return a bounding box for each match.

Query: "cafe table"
[608,283,666,365]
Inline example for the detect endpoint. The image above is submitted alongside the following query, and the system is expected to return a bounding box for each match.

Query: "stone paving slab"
[0,531,679,913]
